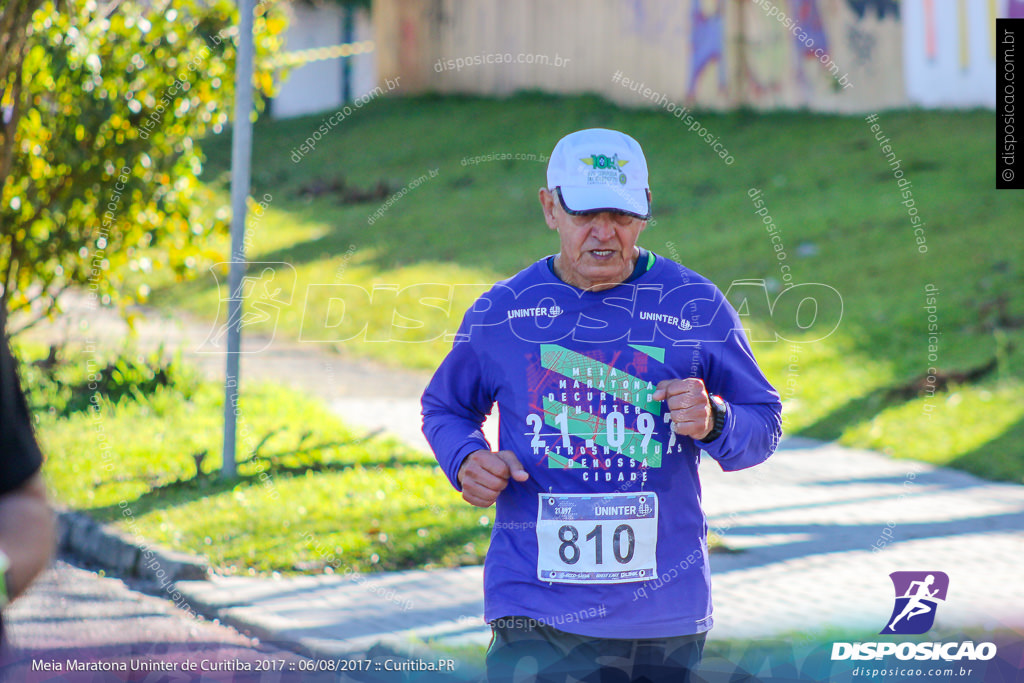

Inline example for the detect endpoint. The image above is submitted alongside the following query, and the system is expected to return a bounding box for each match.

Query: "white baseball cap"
[546,128,651,219]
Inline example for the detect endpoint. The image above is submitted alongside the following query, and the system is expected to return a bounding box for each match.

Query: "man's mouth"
[590,250,616,259]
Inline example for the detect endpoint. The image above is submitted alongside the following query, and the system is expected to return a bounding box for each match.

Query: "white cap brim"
[558,185,651,220]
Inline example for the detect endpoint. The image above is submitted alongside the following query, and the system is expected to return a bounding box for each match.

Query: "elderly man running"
[422,128,782,682]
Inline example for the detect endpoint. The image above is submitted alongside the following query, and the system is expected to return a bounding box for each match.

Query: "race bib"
[536,492,658,584]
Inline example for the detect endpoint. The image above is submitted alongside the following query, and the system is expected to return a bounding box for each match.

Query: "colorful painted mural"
[686,0,726,101]
[788,0,830,92]
[372,0,1002,112]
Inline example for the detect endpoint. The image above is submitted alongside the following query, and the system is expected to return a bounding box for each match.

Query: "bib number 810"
[557,523,635,565]
[536,491,657,583]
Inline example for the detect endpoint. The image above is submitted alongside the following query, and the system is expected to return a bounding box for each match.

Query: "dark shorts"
[486,616,706,683]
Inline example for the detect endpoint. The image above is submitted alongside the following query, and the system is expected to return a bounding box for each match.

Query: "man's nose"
[589,214,617,240]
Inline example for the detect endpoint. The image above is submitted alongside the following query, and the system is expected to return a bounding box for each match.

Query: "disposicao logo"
[831,570,997,663]
[881,571,948,635]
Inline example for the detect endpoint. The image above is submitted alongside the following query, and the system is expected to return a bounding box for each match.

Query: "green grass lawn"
[21,343,492,575]
[136,93,1024,484]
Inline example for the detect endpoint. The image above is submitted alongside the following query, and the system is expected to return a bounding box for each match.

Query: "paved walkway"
[2,558,319,682]
[21,291,492,449]
[24,294,1024,664]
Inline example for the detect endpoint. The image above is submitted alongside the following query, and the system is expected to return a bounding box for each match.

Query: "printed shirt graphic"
[528,343,667,473]
[422,254,782,639]
[881,571,950,635]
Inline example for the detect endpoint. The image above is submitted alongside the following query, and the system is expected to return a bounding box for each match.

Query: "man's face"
[539,188,649,291]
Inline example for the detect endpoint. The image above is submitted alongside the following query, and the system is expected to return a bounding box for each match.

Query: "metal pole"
[222,0,256,480]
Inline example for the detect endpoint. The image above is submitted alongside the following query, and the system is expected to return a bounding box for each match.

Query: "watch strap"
[698,394,728,444]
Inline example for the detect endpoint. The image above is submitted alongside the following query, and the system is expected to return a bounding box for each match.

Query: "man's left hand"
[653,378,713,440]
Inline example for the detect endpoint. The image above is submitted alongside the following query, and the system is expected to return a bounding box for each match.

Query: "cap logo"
[580,153,629,185]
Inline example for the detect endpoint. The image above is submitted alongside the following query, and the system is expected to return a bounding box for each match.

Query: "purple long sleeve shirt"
[422,254,781,638]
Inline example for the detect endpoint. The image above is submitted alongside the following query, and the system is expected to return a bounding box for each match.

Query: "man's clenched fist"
[457,449,529,508]
[653,378,713,441]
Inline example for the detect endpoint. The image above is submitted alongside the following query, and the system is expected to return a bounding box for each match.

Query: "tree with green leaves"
[0,0,287,334]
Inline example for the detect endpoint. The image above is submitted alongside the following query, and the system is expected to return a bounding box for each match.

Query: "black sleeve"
[0,311,44,494]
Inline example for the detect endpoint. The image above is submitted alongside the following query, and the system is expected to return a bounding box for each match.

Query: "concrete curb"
[57,509,485,679]
[57,509,209,582]
[176,581,485,682]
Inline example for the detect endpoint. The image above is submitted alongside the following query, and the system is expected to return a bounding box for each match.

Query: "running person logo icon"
[881,571,950,635]
[197,263,296,354]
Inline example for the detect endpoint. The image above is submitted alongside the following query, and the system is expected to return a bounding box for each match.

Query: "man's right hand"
[457,450,529,508]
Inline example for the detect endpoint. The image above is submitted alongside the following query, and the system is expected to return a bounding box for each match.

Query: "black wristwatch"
[698,394,728,443]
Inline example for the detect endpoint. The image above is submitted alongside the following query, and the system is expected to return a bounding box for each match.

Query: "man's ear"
[538,188,559,231]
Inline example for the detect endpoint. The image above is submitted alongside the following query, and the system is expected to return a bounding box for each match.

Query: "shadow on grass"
[384,508,491,571]
[795,388,905,443]
[947,415,1024,484]
[796,373,1024,485]
[82,456,438,523]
